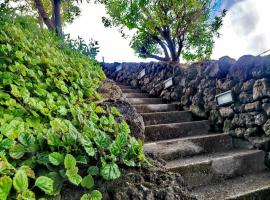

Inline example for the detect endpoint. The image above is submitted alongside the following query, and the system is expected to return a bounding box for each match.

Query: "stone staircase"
[118,83,270,200]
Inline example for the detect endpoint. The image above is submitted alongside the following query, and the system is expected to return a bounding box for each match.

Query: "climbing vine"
[0,7,145,200]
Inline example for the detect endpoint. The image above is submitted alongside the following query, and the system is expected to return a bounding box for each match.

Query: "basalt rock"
[244,101,262,112]
[263,119,270,136]
[102,55,270,152]
[253,78,270,100]
[60,160,196,200]
[98,79,126,101]
[219,107,234,118]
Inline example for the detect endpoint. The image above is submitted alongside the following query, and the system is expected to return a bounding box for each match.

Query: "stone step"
[125,93,149,98]
[117,85,132,89]
[145,120,210,142]
[134,104,178,113]
[122,88,141,93]
[141,111,193,126]
[192,171,270,200]
[128,98,163,105]
[166,149,266,187]
[144,133,233,161]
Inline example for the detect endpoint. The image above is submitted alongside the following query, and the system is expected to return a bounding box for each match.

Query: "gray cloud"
[228,1,259,36]
[248,34,268,54]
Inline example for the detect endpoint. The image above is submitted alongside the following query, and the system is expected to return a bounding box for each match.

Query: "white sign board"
[216,90,233,106]
[164,77,173,89]
[138,69,146,79]
[116,65,122,72]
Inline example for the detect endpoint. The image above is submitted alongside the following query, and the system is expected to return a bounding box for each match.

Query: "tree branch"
[34,0,55,30]
[152,36,170,60]
[144,54,170,62]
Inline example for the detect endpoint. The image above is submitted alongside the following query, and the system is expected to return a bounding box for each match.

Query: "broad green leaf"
[80,190,102,200]
[17,189,35,200]
[19,166,35,179]
[76,155,88,165]
[101,163,121,180]
[66,167,82,186]
[87,166,99,176]
[93,131,111,149]
[64,154,76,169]
[89,190,102,200]
[111,107,121,117]
[80,136,95,157]
[0,138,15,149]
[18,132,36,146]
[122,158,136,167]
[95,106,104,114]
[35,176,54,195]
[119,121,130,135]
[0,176,12,200]
[47,132,62,147]
[9,144,25,159]
[10,84,21,97]
[49,152,64,166]
[81,175,94,189]
[47,172,63,195]
[13,170,28,192]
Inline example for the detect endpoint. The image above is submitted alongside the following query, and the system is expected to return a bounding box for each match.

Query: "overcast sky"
[64,0,270,63]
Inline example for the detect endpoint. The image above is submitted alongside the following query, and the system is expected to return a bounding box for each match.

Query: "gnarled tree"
[101,0,226,63]
[9,0,82,36]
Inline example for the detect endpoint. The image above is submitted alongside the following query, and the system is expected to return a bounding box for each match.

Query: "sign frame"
[216,90,234,106]
[164,77,173,89]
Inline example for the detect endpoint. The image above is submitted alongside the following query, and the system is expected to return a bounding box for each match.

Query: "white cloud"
[65,0,270,62]
[212,0,270,59]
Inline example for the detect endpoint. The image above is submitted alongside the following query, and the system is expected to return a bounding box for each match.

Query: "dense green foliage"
[0,7,145,200]
[102,0,226,63]
[65,35,100,58]
[8,0,81,28]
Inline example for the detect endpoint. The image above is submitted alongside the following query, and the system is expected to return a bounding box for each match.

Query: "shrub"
[0,8,145,200]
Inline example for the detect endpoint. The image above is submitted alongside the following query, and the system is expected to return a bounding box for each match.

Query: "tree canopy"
[102,0,226,63]
[7,0,85,35]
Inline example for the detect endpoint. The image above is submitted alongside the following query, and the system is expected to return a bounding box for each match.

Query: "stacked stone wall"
[102,55,270,151]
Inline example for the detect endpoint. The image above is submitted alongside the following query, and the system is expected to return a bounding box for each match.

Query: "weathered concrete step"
[125,93,149,98]
[192,171,270,200]
[166,149,266,187]
[134,104,178,113]
[122,89,141,93]
[128,98,163,105]
[145,120,209,142]
[117,85,132,89]
[144,133,233,161]
[142,111,192,126]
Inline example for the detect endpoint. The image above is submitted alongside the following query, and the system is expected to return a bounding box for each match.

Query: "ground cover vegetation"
[0,4,145,200]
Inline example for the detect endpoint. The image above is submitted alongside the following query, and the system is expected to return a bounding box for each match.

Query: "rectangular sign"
[138,69,146,79]
[116,65,122,72]
[216,90,234,106]
[164,77,173,89]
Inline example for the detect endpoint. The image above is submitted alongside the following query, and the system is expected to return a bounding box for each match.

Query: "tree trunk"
[52,0,63,37]
[34,0,54,30]
[145,54,170,62]
[161,30,179,63]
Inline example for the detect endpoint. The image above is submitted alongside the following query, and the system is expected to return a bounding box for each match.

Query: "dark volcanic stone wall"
[102,55,270,151]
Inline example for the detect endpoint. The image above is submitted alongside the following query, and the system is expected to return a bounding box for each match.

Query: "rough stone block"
[219,107,234,118]
[253,78,270,100]
[244,101,262,112]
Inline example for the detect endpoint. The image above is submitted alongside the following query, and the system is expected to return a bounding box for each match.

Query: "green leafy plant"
[0,7,145,200]
[65,34,100,59]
